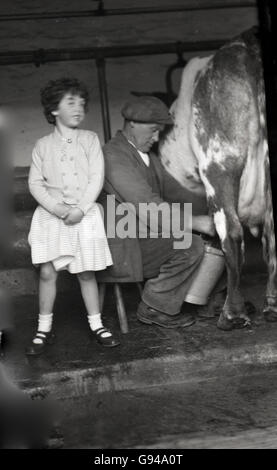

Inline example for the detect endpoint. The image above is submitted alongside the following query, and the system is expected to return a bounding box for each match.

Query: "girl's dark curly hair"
[40,78,90,124]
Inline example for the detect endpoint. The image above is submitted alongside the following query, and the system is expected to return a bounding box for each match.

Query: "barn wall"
[0,0,258,166]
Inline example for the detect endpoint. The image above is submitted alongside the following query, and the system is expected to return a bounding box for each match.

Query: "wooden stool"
[99,282,143,334]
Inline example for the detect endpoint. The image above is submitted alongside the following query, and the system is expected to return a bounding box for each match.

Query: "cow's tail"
[262,160,277,298]
[257,76,277,302]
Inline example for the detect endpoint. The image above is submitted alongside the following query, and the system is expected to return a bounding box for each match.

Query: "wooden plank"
[0,8,258,51]
[0,0,98,15]
[104,0,256,10]
[0,1,257,15]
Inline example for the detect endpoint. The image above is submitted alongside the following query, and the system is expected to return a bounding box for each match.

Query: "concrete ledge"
[138,425,277,449]
[19,338,277,400]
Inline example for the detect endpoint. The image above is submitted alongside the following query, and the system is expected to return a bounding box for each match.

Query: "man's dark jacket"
[97,131,207,282]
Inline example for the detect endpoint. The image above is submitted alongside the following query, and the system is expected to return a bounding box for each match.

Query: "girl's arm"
[76,134,104,215]
[29,143,68,217]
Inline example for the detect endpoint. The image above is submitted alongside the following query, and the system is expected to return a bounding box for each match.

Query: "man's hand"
[53,203,70,219]
[63,207,84,225]
[192,215,216,237]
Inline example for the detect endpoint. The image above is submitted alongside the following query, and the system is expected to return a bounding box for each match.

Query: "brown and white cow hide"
[160,27,277,330]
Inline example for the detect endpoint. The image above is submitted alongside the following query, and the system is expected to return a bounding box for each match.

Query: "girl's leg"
[77,271,100,314]
[39,262,58,318]
[26,262,58,355]
[77,271,120,347]
[37,262,58,334]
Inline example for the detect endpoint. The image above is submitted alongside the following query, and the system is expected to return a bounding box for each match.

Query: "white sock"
[88,313,111,338]
[33,313,53,344]
[38,313,53,333]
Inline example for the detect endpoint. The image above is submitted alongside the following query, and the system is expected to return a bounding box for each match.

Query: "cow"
[159,27,277,331]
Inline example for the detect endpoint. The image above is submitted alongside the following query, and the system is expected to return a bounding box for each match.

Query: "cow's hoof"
[217,315,250,331]
[263,296,277,322]
[202,301,256,323]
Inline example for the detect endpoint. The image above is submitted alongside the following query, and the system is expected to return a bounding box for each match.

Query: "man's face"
[131,122,165,152]
[53,93,86,128]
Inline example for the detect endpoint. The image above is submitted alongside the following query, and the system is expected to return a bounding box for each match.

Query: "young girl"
[26,77,119,356]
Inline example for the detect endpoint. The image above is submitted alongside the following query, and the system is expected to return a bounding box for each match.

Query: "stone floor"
[2,236,277,448]
[1,267,275,387]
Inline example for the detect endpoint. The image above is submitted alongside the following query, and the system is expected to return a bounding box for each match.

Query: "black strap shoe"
[25,331,55,356]
[91,327,120,348]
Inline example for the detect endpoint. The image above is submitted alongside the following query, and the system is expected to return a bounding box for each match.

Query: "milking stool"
[98,282,143,334]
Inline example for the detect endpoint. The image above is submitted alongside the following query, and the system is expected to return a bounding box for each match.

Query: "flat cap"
[121,96,173,125]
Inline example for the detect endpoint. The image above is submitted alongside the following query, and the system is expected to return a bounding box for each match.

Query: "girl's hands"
[63,207,84,225]
[53,203,70,219]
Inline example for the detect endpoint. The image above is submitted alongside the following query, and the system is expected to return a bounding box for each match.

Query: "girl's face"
[52,93,86,128]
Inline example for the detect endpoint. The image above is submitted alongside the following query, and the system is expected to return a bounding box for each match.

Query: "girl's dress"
[28,128,113,273]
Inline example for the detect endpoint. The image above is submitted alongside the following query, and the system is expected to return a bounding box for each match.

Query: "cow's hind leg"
[216,211,251,330]
[203,165,251,331]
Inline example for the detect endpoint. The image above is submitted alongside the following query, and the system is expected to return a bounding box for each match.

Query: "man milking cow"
[101,28,277,331]
[100,95,224,329]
